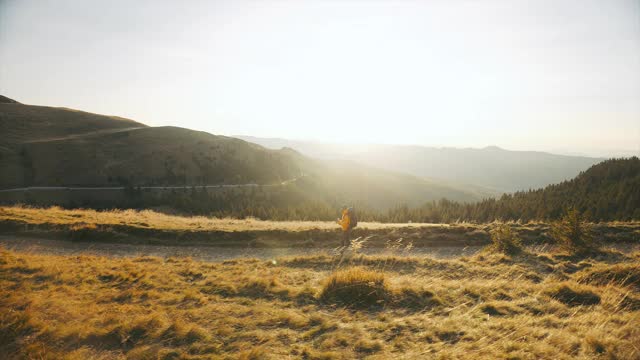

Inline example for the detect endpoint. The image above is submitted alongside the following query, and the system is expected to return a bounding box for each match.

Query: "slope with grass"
[1,246,638,359]
[18,126,300,187]
[0,97,146,187]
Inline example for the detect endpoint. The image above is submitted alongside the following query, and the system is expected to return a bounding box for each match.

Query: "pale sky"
[1,0,639,157]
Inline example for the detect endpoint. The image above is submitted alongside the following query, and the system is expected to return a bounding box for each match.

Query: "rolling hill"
[0,96,146,187]
[378,157,640,222]
[487,157,640,221]
[0,96,489,212]
[235,136,604,192]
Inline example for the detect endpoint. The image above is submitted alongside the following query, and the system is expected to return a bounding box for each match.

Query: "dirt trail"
[0,175,306,192]
[0,236,483,261]
[22,126,145,143]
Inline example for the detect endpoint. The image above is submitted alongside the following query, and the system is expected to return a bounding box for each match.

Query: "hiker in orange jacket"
[337,206,351,247]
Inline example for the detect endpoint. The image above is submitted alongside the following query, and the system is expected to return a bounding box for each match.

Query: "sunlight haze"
[1,0,639,157]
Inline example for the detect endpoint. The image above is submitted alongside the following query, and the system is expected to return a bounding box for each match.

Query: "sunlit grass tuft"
[319,267,389,308]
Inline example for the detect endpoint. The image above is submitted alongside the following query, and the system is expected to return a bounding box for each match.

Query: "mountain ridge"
[234,135,604,192]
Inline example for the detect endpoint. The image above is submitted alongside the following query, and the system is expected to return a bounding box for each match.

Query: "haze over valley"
[236,136,605,193]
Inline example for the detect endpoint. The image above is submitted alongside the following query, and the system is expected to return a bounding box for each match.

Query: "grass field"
[1,242,639,359]
[1,206,639,249]
[0,205,485,248]
[0,205,445,232]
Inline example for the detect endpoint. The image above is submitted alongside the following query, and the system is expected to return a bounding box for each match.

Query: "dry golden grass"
[2,206,639,249]
[319,268,389,308]
[1,244,639,359]
[0,205,449,232]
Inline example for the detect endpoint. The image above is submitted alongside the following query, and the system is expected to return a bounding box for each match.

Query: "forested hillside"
[379,157,640,222]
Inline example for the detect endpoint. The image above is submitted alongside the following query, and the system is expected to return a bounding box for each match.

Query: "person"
[337,205,351,247]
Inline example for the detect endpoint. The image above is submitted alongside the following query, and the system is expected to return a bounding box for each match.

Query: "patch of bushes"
[577,264,640,291]
[68,222,98,241]
[435,330,465,344]
[319,268,443,311]
[319,268,389,309]
[238,347,268,360]
[545,283,601,306]
[480,301,521,316]
[354,339,384,354]
[488,224,522,255]
[551,208,595,254]
[199,277,291,300]
[391,287,442,310]
[0,306,37,357]
[161,319,210,346]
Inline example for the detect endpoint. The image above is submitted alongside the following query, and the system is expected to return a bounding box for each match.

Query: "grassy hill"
[236,136,603,192]
[0,98,146,187]
[376,157,640,222]
[19,126,299,187]
[490,157,640,221]
[0,97,487,212]
[0,99,144,146]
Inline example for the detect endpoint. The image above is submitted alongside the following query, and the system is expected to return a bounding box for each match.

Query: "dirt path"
[22,126,145,143]
[0,235,483,262]
[0,175,307,192]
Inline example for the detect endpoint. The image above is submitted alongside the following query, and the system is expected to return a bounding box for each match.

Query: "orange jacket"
[338,209,350,232]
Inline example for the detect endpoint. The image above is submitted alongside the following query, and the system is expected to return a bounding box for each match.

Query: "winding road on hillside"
[0,175,306,192]
[1,126,306,192]
[22,126,147,143]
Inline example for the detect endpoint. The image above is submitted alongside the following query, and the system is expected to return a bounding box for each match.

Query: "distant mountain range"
[235,136,604,192]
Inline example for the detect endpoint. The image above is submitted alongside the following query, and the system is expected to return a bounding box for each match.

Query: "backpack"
[348,207,358,229]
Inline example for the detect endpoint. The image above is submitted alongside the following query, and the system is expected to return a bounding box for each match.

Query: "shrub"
[488,224,522,255]
[391,287,442,310]
[545,283,600,306]
[354,339,383,353]
[238,347,267,360]
[68,222,98,241]
[319,268,389,309]
[551,208,595,254]
[161,320,209,345]
[479,301,521,316]
[577,264,640,291]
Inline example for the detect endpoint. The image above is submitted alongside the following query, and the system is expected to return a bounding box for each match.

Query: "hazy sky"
[1,0,639,157]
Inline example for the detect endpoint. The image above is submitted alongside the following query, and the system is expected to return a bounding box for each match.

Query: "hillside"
[0,101,145,146]
[17,126,300,187]
[377,157,640,222]
[0,99,146,187]
[0,97,487,212]
[0,95,19,104]
[236,136,603,192]
[493,157,640,221]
